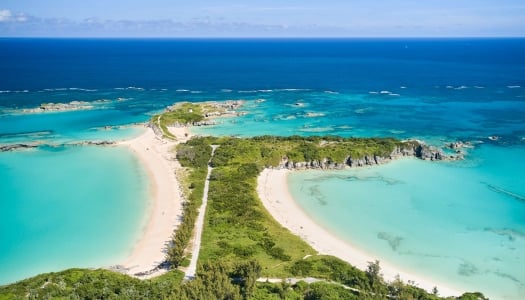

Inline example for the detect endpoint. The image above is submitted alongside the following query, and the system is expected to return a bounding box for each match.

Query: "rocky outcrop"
[21,101,94,113]
[192,120,217,126]
[277,141,463,170]
[1,140,115,152]
[0,143,39,152]
[149,121,164,137]
[414,144,444,161]
[78,141,116,146]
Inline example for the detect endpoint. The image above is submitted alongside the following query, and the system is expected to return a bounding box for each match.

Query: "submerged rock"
[0,143,38,152]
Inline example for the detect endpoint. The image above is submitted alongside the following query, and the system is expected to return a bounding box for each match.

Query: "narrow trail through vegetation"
[183,145,218,280]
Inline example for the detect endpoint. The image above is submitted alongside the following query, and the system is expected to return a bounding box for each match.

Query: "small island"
[21,101,94,113]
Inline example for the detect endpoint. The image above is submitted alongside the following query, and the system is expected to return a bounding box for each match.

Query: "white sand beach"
[117,125,190,278]
[257,168,462,297]
[118,124,462,294]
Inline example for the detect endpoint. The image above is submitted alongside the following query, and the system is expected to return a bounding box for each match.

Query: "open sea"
[1,38,524,298]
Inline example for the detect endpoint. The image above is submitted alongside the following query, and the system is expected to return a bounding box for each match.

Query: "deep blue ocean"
[1,39,524,298]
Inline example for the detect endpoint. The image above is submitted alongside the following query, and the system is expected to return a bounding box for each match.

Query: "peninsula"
[0,100,485,300]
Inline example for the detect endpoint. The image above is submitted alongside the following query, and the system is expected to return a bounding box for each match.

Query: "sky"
[0,0,524,37]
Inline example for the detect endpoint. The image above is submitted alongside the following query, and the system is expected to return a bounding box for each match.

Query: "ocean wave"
[298,126,334,133]
[324,90,339,94]
[39,88,96,92]
[274,88,310,92]
[507,85,521,89]
[190,91,203,94]
[0,90,29,93]
[94,99,112,103]
[115,86,145,91]
[303,112,325,118]
[68,88,97,92]
[380,90,392,94]
[389,129,406,134]
[474,86,485,89]
[221,89,233,93]
[368,91,378,94]
[176,89,190,92]
[389,93,400,96]
[400,86,407,89]
[238,90,258,93]
[444,85,469,90]
[355,107,372,114]
[258,89,273,93]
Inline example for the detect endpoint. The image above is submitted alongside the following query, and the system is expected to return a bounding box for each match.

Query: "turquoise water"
[288,145,525,299]
[0,39,524,298]
[0,146,149,284]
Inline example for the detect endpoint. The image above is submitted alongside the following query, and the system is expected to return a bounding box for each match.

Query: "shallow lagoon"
[288,145,525,299]
[0,146,149,284]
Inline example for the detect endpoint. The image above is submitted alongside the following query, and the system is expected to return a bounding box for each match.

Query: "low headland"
[0,100,486,299]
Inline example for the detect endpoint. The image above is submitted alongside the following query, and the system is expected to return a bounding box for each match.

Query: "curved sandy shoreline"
[257,168,462,297]
[115,125,463,293]
[117,125,189,278]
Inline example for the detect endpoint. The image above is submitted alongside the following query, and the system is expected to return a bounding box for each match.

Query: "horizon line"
[1,36,525,39]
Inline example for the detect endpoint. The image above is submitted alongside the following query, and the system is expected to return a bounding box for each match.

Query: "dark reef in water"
[0,141,116,152]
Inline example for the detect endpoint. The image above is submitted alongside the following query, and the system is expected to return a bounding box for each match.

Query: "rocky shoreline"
[165,100,246,127]
[21,101,94,113]
[277,141,466,171]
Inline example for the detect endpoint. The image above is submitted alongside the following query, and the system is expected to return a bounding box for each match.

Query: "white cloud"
[0,9,28,23]
[16,15,28,22]
[0,9,12,22]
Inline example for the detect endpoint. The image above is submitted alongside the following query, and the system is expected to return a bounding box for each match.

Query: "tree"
[365,260,387,297]
[432,286,439,296]
[232,260,262,299]
[180,261,242,300]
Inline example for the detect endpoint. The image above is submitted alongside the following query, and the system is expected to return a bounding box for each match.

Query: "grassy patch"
[195,135,413,278]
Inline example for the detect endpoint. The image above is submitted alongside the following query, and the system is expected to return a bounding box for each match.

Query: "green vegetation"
[167,138,211,267]
[0,103,485,299]
[1,260,485,300]
[170,134,481,299]
[0,268,183,299]
[151,101,242,139]
[151,102,205,139]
